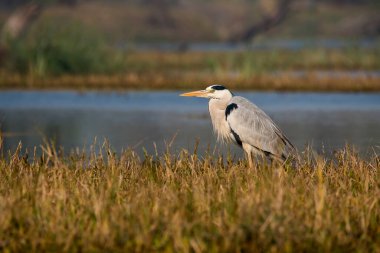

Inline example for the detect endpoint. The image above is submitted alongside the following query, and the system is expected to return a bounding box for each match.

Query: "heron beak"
[180,90,210,98]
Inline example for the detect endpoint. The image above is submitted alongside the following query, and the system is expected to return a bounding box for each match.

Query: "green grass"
[0,140,379,252]
[5,18,124,77]
[1,47,380,91]
[123,48,380,73]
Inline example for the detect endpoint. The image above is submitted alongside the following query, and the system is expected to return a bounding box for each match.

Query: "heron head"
[180,85,232,99]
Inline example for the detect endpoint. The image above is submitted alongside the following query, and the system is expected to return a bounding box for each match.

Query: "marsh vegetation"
[0,140,379,252]
[1,47,380,91]
[1,1,379,91]
[0,1,379,251]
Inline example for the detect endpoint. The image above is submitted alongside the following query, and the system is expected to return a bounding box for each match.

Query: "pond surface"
[1,91,380,158]
[127,39,378,52]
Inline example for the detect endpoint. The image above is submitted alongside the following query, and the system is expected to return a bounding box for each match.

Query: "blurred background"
[0,0,379,157]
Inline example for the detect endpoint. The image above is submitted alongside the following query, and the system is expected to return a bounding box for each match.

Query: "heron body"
[181,85,294,167]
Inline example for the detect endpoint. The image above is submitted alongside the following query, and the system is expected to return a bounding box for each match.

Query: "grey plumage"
[181,85,295,167]
[226,96,294,161]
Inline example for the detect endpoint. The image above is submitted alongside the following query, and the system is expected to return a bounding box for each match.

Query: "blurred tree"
[143,0,178,29]
[0,0,78,66]
[230,0,292,42]
[1,0,78,42]
[1,3,43,41]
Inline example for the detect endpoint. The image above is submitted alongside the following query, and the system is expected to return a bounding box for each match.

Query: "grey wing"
[226,96,294,160]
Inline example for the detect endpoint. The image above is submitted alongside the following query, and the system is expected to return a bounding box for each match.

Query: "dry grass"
[0,140,379,252]
[0,71,379,92]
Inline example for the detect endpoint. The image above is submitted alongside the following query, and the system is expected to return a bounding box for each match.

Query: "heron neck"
[208,97,232,142]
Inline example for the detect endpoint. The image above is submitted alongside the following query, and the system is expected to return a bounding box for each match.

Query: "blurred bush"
[6,18,124,76]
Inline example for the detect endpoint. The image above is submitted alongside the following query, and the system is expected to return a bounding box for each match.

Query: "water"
[1,91,380,158]
[125,39,379,52]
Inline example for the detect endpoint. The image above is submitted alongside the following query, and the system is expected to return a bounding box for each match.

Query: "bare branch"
[230,0,292,43]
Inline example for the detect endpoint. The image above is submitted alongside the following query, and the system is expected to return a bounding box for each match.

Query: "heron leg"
[242,143,255,169]
[247,152,254,169]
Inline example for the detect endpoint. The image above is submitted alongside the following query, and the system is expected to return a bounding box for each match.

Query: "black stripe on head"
[211,85,226,90]
[225,103,238,119]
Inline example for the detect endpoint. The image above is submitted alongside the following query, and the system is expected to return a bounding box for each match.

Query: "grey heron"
[180,85,294,168]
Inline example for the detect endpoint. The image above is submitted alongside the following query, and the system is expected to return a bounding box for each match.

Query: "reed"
[0,141,379,252]
[1,47,380,91]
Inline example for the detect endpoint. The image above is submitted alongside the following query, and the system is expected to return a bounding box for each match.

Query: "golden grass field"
[0,139,379,252]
